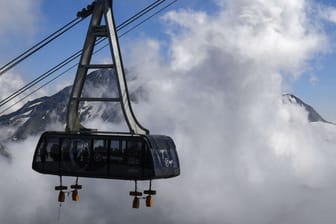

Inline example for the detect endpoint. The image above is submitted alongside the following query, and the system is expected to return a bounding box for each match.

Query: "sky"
[1,0,336,223]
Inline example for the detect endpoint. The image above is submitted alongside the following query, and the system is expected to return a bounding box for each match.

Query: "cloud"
[319,5,336,24]
[0,0,44,116]
[309,74,319,85]
[0,0,335,224]
[0,73,26,114]
[163,0,326,77]
[0,0,42,40]
[0,72,49,116]
[126,0,335,223]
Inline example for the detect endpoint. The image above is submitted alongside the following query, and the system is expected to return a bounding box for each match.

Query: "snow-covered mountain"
[0,69,142,142]
[282,93,329,123]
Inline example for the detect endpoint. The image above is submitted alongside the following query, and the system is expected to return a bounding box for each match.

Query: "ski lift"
[32,0,180,208]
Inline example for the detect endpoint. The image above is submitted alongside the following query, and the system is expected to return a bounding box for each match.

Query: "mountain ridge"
[282,93,331,124]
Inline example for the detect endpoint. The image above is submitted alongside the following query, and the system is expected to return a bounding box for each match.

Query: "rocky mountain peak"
[282,93,328,123]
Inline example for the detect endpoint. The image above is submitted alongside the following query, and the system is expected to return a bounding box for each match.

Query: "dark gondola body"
[32,131,180,180]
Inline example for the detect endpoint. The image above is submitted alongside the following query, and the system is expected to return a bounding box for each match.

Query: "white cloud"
[0,73,26,114]
[319,6,336,24]
[0,72,49,115]
[309,74,319,85]
[0,0,42,40]
[127,0,335,223]
[0,0,45,115]
[163,0,326,77]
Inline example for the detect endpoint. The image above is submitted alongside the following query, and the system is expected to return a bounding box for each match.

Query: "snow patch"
[28,101,43,108]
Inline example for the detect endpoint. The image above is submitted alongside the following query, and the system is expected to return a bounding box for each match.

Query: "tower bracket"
[66,0,149,135]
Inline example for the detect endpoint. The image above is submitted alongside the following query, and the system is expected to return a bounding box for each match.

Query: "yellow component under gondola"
[58,191,65,203]
[72,190,80,201]
[132,197,140,209]
[145,195,153,208]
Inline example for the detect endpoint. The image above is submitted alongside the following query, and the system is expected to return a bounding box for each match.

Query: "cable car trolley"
[32,0,180,208]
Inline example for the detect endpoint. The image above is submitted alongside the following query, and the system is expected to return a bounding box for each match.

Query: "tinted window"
[126,140,143,166]
[61,138,91,172]
[109,140,123,164]
[143,143,153,168]
[33,137,60,175]
[93,139,107,162]
[38,138,60,163]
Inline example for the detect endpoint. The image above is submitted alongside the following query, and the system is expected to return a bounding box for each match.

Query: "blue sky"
[0,0,336,121]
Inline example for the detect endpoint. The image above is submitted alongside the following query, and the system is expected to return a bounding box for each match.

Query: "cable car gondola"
[32,0,180,208]
[33,131,180,180]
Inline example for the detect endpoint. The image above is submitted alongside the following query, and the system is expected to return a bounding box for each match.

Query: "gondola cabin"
[32,131,180,180]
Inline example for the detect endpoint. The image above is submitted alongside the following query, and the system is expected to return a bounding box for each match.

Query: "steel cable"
[0,17,84,76]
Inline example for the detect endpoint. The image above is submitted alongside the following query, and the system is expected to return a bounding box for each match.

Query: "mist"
[1,0,336,223]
